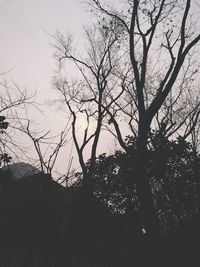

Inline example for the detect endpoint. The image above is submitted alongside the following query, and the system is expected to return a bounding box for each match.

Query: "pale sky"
[0,0,87,92]
[0,0,117,178]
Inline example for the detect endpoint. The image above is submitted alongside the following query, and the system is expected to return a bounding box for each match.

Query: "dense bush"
[75,131,200,232]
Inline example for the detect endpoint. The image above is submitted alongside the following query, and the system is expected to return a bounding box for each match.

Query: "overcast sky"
[0,0,88,92]
[0,0,117,177]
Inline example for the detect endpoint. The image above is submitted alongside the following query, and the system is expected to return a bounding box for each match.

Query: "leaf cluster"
[75,131,200,231]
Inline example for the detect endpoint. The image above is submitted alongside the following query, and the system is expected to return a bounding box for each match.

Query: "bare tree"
[53,23,125,188]
[52,0,200,242]
[0,73,73,182]
[82,0,200,237]
[23,121,69,177]
[0,77,36,165]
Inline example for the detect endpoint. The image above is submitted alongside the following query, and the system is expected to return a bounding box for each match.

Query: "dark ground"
[0,174,199,267]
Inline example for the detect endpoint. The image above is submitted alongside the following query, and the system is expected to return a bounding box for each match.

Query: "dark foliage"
[75,130,200,233]
[0,116,12,186]
[0,115,12,166]
[0,116,9,132]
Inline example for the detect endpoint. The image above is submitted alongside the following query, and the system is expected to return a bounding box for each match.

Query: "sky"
[0,0,91,132]
[0,0,87,93]
[0,0,117,178]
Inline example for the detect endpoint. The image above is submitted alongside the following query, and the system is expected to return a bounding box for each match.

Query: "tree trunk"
[134,122,161,238]
[125,121,161,266]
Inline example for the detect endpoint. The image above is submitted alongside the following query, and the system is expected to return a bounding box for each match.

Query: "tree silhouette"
[53,23,123,187]
[53,2,200,255]
[82,0,200,237]
[81,132,200,233]
[0,77,36,164]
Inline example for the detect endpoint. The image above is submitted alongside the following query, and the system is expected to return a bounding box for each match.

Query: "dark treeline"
[0,117,200,266]
[65,130,200,266]
[74,130,200,234]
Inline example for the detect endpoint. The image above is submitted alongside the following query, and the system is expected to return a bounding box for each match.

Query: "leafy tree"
[80,132,200,234]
